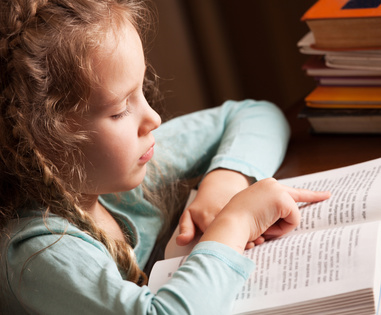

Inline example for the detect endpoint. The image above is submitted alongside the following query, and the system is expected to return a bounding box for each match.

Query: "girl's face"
[77,22,161,196]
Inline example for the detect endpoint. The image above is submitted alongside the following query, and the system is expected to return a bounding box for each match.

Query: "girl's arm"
[3,182,329,315]
[4,169,273,315]
[153,100,290,182]
[153,100,290,245]
[0,215,260,314]
[200,178,330,254]
[176,168,254,247]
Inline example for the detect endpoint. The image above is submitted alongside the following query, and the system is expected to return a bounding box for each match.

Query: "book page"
[150,221,381,314]
[278,158,381,234]
[233,221,381,314]
[148,255,187,294]
[164,158,381,259]
[164,190,200,259]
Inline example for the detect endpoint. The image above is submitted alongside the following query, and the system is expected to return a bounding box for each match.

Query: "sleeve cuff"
[206,156,268,181]
[188,241,255,280]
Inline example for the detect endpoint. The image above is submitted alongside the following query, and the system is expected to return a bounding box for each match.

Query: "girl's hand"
[199,178,330,254]
[176,169,252,247]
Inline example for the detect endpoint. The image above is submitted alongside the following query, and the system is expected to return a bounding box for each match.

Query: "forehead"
[95,19,142,59]
[93,21,144,77]
[89,22,145,108]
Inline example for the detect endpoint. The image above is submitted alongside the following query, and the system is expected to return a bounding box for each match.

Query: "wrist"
[197,169,253,208]
[200,210,251,254]
[203,168,253,189]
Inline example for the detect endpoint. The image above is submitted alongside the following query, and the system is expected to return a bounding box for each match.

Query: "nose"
[138,96,161,137]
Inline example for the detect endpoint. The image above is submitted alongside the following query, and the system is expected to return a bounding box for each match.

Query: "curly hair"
[0,0,162,286]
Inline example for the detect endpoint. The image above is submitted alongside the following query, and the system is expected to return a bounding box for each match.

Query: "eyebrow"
[102,65,147,108]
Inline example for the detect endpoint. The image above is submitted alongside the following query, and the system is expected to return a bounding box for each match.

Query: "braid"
[1,0,156,286]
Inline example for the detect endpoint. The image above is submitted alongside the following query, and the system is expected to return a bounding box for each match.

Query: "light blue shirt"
[0,100,290,314]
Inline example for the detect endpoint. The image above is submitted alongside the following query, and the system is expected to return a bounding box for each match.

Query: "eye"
[111,107,130,120]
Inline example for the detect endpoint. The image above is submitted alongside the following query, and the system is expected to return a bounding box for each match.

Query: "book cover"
[300,106,381,117]
[325,51,381,71]
[301,0,381,49]
[299,106,381,133]
[305,85,381,107]
[319,76,381,86]
[298,31,381,56]
[302,0,381,20]
[302,56,381,77]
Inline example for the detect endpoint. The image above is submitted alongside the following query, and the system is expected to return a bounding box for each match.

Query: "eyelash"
[111,107,130,120]
[111,87,142,120]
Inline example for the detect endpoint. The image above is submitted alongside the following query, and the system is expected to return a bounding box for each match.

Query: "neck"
[78,193,100,213]
[77,193,127,243]
[88,197,127,243]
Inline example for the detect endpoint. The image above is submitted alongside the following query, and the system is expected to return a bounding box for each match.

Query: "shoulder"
[3,211,108,253]
[0,212,132,314]
[1,212,114,284]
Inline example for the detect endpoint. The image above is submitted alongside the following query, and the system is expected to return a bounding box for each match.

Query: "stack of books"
[298,0,381,134]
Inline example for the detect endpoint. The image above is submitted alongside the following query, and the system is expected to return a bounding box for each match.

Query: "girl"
[0,0,329,314]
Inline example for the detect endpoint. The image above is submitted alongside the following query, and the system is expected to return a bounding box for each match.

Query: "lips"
[139,143,154,163]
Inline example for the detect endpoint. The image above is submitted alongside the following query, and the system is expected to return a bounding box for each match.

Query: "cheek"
[85,135,131,167]
[79,119,143,191]
[81,137,135,190]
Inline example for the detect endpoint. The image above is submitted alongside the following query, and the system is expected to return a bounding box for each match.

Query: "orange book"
[305,85,381,108]
[302,0,381,20]
[301,0,381,50]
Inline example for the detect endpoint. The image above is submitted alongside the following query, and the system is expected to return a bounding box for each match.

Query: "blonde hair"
[0,0,167,286]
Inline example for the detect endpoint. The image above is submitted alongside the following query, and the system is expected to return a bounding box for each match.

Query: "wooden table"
[274,103,381,180]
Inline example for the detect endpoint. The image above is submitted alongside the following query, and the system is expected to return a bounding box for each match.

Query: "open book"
[148,158,381,315]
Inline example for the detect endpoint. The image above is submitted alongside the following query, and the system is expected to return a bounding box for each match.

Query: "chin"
[120,174,147,192]
[99,168,147,194]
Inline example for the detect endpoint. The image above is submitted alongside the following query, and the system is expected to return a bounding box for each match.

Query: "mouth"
[139,143,155,163]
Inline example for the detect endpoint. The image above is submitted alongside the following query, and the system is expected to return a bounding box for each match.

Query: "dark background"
[147,0,318,117]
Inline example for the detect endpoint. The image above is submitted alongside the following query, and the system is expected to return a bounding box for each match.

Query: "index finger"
[283,185,331,203]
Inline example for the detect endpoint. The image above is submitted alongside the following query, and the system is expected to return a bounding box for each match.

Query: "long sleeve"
[1,216,254,315]
[152,99,290,182]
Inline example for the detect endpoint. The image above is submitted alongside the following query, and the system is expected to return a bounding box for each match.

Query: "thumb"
[176,210,196,246]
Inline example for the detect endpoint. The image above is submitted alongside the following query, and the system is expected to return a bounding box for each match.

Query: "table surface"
[274,103,381,180]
